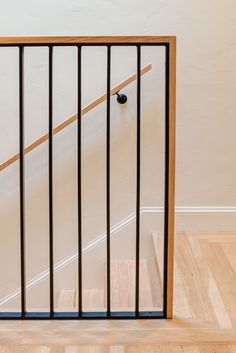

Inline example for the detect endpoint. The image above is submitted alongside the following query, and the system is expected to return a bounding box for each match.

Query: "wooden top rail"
[0,36,176,45]
[0,63,152,172]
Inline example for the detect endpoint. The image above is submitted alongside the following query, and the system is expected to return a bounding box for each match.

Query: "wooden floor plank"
[173,261,192,318]
[182,346,200,353]
[175,234,210,321]
[199,345,231,353]
[188,235,231,329]
[199,240,236,327]
[110,259,155,310]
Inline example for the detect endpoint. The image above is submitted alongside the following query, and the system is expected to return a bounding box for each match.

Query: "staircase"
[56,258,162,312]
[57,288,105,312]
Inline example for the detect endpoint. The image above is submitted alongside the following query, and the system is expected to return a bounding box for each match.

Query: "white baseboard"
[175,206,236,214]
[145,206,236,232]
[143,206,236,214]
[174,206,236,233]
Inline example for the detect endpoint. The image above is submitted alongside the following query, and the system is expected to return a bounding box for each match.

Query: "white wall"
[0,0,236,309]
[1,0,236,223]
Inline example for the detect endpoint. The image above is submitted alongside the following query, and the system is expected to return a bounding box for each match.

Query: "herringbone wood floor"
[1,232,236,352]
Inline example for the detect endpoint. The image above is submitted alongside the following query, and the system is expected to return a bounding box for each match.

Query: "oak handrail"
[0,63,152,171]
[0,36,176,44]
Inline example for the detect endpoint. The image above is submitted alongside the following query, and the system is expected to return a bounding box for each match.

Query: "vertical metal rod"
[77,45,82,316]
[163,43,170,318]
[48,45,54,317]
[135,45,141,316]
[19,45,26,317]
[106,45,111,316]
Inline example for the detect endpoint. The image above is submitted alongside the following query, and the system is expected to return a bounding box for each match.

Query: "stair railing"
[0,36,176,320]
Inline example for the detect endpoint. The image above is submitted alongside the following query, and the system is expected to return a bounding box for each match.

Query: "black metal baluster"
[77,45,82,317]
[0,40,171,321]
[135,45,141,317]
[19,45,26,318]
[106,45,111,316]
[48,45,54,318]
[163,43,170,318]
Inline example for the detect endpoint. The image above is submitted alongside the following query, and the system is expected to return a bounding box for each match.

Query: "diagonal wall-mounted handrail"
[0,63,152,172]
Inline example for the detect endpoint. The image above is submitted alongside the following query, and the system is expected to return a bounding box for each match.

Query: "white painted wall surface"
[0,0,236,309]
[0,0,236,216]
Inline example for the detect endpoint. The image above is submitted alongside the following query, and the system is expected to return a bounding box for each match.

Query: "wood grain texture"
[82,289,105,311]
[110,259,156,311]
[152,232,164,288]
[56,289,76,311]
[55,259,160,312]
[1,232,236,350]
[166,35,176,319]
[0,64,151,172]
[56,288,105,312]
[0,36,176,44]
[0,346,234,353]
